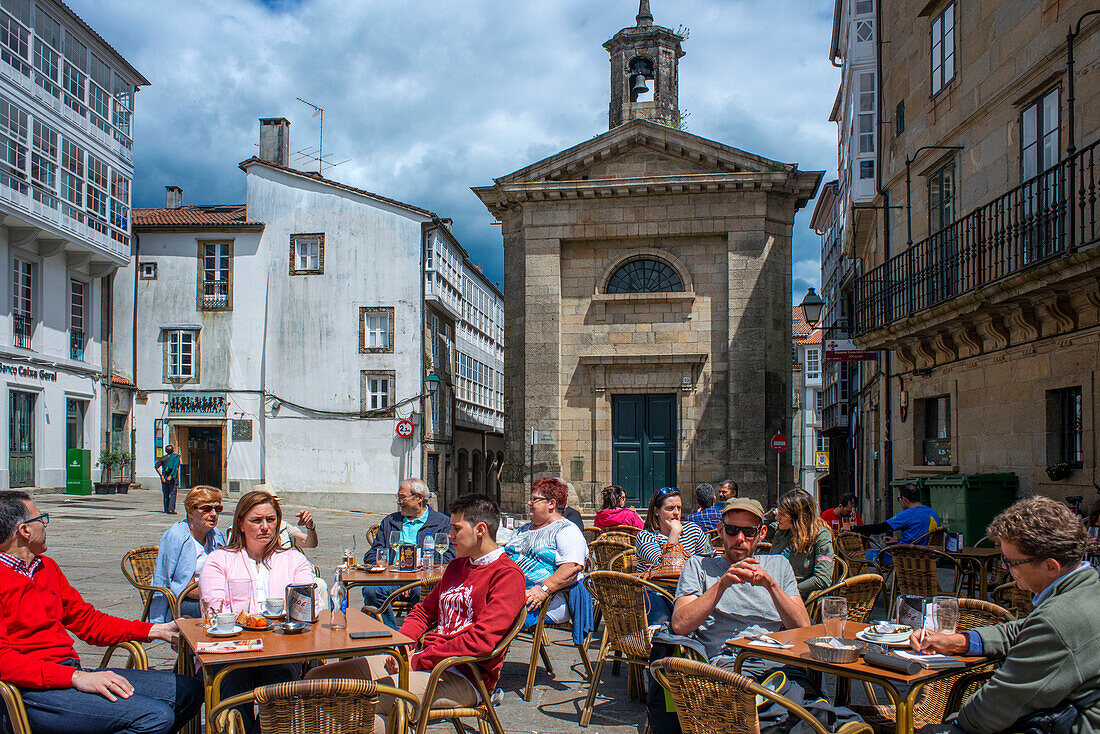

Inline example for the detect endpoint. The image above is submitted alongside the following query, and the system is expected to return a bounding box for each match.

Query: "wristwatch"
[539,583,550,594]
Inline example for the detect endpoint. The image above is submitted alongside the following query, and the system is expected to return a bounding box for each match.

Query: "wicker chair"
[365,523,380,547]
[832,554,850,584]
[600,525,641,538]
[889,544,963,604]
[834,532,884,576]
[515,588,593,702]
[210,678,421,734]
[608,549,637,573]
[408,609,527,734]
[913,528,947,547]
[589,538,634,571]
[361,573,444,624]
[855,598,1014,733]
[992,581,1034,617]
[651,657,872,734]
[580,571,675,727]
[121,545,188,622]
[804,573,885,624]
[598,530,637,547]
[2,642,149,734]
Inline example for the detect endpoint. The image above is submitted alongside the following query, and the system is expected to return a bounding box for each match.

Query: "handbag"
[643,541,692,582]
[1004,689,1100,734]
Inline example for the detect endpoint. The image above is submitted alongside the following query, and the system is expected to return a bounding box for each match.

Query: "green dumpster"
[65,448,91,495]
[926,473,1019,545]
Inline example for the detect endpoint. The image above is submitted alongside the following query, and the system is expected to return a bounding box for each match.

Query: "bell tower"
[604,0,685,129]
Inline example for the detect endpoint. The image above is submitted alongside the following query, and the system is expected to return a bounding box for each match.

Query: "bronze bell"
[631,74,649,95]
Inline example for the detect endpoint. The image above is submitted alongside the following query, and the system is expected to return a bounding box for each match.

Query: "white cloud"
[72,0,839,292]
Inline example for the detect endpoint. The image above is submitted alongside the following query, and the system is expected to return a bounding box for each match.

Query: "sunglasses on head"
[722,523,762,538]
[656,487,679,498]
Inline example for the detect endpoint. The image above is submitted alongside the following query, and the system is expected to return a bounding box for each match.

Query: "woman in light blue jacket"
[150,485,226,622]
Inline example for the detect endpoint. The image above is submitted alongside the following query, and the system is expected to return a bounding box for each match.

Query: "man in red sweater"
[821,493,863,533]
[0,491,201,734]
[308,493,526,726]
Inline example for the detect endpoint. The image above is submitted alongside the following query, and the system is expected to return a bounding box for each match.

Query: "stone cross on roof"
[637,0,653,27]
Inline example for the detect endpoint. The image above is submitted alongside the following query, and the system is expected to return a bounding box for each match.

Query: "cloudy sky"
[73,0,839,300]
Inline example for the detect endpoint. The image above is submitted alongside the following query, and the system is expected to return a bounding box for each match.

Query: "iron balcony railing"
[855,138,1099,335]
[203,280,229,309]
[70,328,84,361]
[13,313,32,349]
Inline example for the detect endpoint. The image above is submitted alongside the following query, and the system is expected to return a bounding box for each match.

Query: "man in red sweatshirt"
[0,491,201,734]
[308,493,526,725]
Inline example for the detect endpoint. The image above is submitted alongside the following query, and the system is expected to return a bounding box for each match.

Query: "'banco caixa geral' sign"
[168,392,227,417]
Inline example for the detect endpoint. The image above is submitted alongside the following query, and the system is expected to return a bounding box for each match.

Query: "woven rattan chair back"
[364,524,379,547]
[833,554,850,583]
[835,532,874,575]
[891,544,962,598]
[914,528,947,547]
[584,571,663,660]
[121,545,160,615]
[608,549,637,573]
[590,539,634,571]
[805,574,884,624]
[599,530,637,547]
[992,581,1033,617]
[651,657,856,734]
[253,679,384,734]
[601,524,640,537]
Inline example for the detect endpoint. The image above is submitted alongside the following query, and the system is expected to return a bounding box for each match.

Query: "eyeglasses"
[722,523,762,538]
[999,553,1039,568]
[195,504,223,514]
[528,496,552,504]
[22,513,48,527]
[396,494,415,503]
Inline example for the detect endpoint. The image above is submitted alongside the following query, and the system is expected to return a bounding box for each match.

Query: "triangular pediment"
[492,119,791,185]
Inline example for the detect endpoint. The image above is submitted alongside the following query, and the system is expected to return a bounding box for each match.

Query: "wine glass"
[930,595,959,635]
[821,596,847,638]
[434,531,450,567]
[388,530,401,567]
[342,535,356,568]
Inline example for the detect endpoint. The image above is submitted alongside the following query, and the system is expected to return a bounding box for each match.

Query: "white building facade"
[0,0,145,489]
[115,119,503,512]
[792,307,826,501]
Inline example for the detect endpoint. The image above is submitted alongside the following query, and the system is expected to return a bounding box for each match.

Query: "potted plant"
[94,449,118,494]
[114,451,132,493]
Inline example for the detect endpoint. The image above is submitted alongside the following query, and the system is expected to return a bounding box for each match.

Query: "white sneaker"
[490,689,504,706]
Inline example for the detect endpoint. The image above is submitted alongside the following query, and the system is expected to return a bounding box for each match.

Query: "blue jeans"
[20,663,201,734]
[361,585,419,631]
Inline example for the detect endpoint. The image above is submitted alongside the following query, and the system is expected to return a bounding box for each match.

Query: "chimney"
[258,118,291,167]
[165,186,183,209]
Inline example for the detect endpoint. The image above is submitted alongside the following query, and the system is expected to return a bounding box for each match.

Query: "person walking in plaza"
[593,484,643,529]
[149,485,226,622]
[764,489,834,599]
[821,492,863,533]
[911,496,1100,734]
[685,482,724,532]
[361,478,452,629]
[154,445,181,514]
[306,494,526,732]
[0,490,201,734]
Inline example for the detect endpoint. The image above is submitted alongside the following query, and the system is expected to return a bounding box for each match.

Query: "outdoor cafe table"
[342,566,438,593]
[177,609,412,733]
[728,621,988,734]
[949,547,1002,600]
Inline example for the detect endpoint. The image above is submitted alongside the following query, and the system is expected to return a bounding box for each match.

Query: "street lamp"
[425,371,441,396]
[798,288,825,329]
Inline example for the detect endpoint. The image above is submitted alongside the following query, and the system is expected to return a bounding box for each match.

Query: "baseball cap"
[721,498,766,523]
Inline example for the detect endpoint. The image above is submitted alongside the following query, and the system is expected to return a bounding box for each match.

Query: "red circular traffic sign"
[771,433,788,453]
[395,420,415,439]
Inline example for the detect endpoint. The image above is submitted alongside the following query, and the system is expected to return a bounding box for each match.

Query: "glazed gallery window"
[930,3,955,96]
[805,348,820,379]
[290,233,323,274]
[200,241,230,309]
[605,258,684,293]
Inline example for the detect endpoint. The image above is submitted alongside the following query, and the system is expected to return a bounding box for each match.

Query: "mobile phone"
[348,630,391,639]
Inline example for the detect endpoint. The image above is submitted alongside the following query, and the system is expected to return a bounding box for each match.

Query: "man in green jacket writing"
[913,495,1100,734]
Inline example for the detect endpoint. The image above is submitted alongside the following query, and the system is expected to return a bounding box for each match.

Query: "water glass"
[894,594,925,629]
[821,596,848,637]
[931,595,959,635]
[228,578,253,613]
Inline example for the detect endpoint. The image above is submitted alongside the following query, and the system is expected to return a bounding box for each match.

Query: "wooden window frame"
[290,233,324,275]
[359,306,395,354]
[163,329,200,383]
[197,240,232,311]
[360,370,395,416]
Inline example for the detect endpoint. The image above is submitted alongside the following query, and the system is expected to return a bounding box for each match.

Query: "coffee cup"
[265,597,285,616]
[214,612,237,632]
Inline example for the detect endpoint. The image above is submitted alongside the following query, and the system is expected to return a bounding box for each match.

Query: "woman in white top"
[149,486,226,623]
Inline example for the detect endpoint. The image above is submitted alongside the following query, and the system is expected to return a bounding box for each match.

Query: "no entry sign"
[771,433,788,453]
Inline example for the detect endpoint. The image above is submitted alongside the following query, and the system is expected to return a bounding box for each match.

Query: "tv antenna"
[294,97,350,174]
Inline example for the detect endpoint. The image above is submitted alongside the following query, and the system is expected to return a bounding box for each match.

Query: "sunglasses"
[999,553,1039,568]
[656,487,679,498]
[722,523,762,539]
[528,496,552,504]
[195,504,223,514]
[22,513,48,526]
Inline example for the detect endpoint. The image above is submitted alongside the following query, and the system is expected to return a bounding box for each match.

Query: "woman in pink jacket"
[593,484,644,529]
[199,491,314,734]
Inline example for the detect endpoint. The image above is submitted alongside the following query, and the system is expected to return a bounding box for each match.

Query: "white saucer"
[207,625,243,637]
[855,628,910,646]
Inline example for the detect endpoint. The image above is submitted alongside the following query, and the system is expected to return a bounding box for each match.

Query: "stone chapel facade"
[474,3,822,510]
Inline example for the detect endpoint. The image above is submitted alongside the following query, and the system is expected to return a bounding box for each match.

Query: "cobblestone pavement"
[34,489,647,734]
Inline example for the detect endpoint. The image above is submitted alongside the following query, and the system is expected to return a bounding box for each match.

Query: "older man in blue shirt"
[362,478,452,628]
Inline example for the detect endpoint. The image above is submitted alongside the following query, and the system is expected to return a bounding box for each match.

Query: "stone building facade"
[828,0,1100,511]
[475,4,821,510]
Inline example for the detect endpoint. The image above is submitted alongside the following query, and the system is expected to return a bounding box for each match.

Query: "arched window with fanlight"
[605,258,685,294]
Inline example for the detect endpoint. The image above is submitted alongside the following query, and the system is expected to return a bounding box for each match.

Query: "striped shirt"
[0,552,42,578]
[636,521,711,572]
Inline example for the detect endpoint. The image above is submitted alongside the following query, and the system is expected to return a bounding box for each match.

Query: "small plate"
[855,628,910,646]
[367,566,387,574]
[263,612,286,621]
[241,621,273,631]
[207,625,243,638]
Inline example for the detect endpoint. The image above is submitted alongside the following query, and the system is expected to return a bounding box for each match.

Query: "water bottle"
[330,567,347,630]
[423,534,435,570]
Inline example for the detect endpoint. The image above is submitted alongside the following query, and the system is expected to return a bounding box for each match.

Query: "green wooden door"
[9,391,35,487]
[611,394,677,507]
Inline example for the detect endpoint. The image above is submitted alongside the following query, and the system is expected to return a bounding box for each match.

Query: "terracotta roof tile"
[111,374,136,387]
[791,306,823,345]
[133,205,262,229]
